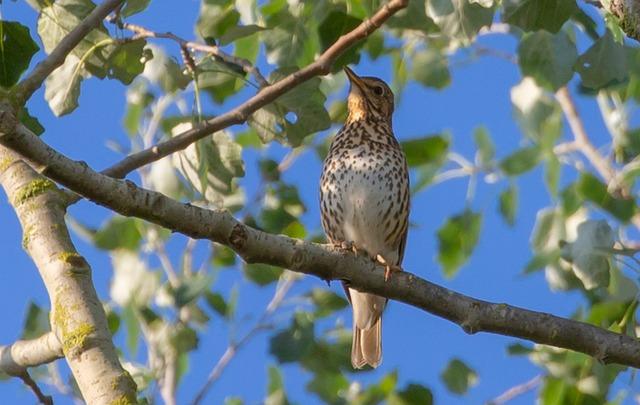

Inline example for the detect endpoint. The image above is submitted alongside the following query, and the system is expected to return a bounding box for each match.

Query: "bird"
[319,67,410,369]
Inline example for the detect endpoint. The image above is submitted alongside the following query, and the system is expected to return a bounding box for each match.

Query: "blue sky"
[1,1,637,404]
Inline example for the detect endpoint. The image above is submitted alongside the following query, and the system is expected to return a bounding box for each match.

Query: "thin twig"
[191,273,296,405]
[108,20,269,88]
[17,372,53,405]
[14,0,125,105]
[486,374,543,405]
[555,87,615,181]
[101,0,409,179]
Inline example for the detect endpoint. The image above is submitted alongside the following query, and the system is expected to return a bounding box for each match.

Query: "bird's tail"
[349,289,385,369]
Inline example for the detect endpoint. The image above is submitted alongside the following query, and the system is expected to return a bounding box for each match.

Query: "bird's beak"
[344,67,365,91]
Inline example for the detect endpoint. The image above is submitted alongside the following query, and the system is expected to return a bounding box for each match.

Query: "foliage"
[4,0,640,404]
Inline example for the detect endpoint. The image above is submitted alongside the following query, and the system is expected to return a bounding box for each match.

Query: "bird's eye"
[373,86,384,96]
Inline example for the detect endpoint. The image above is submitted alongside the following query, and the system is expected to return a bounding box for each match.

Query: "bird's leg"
[375,254,403,282]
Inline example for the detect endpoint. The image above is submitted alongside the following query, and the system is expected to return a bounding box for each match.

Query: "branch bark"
[3,122,640,370]
[13,0,125,105]
[603,0,640,42]
[0,145,137,404]
[0,332,62,376]
[101,0,409,179]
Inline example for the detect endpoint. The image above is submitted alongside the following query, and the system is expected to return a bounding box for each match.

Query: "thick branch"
[0,145,137,404]
[3,124,640,370]
[0,332,62,376]
[102,0,409,178]
[13,0,125,105]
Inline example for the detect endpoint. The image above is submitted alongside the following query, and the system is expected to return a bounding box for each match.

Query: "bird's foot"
[375,254,403,282]
[333,240,360,255]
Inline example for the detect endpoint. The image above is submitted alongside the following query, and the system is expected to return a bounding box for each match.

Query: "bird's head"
[344,67,394,124]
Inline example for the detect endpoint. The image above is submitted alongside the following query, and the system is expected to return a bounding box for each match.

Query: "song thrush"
[319,67,410,369]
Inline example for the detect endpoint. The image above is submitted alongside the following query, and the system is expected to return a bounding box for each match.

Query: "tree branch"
[0,143,137,404]
[100,0,409,179]
[106,19,269,87]
[3,123,640,370]
[13,0,125,105]
[600,0,640,42]
[0,332,62,376]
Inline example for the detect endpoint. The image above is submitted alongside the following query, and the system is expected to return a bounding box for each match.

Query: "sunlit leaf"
[473,126,494,167]
[427,0,494,49]
[122,0,151,16]
[411,48,451,89]
[401,135,449,167]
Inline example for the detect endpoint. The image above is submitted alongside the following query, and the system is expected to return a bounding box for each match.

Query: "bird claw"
[333,240,360,255]
[376,254,402,282]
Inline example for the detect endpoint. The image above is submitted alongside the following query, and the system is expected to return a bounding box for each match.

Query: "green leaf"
[106,39,148,84]
[0,21,39,88]
[473,126,494,167]
[204,291,229,318]
[21,302,49,340]
[575,31,629,89]
[437,210,482,277]
[427,0,495,48]
[499,184,518,226]
[500,146,542,176]
[251,67,330,146]
[411,48,451,89]
[510,78,562,141]
[388,0,439,33]
[561,220,614,289]
[122,0,150,16]
[44,54,86,116]
[172,274,213,307]
[105,307,120,335]
[440,358,478,395]
[560,182,582,216]
[212,244,237,267]
[389,383,433,405]
[225,398,244,405]
[309,289,348,318]
[172,125,245,207]
[518,30,577,91]
[219,25,265,45]
[243,263,283,286]
[318,10,363,71]
[143,45,190,93]
[266,365,289,405]
[544,153,561,196]
[401,135,449,167]
[197,58,243,104]
[171,324,199,353]
[576,173,636,222]
[262,8,308,66]
[307,372,349,403]
[17,107,45,136]
[506,342,533,355]
[503,0,578,33]
[38,0,114,77]
[196,0,240,39]
[94,216,142,251]
[270,312,315,363]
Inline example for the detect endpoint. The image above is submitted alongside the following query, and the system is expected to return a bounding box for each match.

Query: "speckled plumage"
[319,68,410,369]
